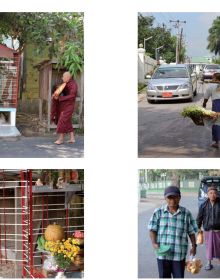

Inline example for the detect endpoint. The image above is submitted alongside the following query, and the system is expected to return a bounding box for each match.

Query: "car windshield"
[153,67,188,79]
[201,180,220,192]
[205,65,220,70]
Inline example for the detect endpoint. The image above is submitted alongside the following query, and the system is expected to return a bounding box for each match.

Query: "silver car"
[201,64,220,81]
[146,64,197,103]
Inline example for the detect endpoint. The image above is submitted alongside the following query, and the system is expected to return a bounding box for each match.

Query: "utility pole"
[169,20,186,64]
[179,28,183,63]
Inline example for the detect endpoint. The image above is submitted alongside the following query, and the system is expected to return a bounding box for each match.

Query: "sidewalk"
[138,93,145,103]
[0,135,84,158]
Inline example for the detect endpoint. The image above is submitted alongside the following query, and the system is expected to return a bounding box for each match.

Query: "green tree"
[145,169,211,183]
[207,16,220,56]
[138,14,154,48]
[138,14,186,63]
[0,13,84,78]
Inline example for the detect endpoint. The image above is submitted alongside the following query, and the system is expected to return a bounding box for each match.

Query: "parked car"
[146,64,197,103]
[201,64,220,81]
[198,176,220,207]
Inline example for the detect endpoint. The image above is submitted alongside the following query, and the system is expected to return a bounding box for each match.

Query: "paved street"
[138,81,220,157]
[0,135,84,158]
[138,193,220,278]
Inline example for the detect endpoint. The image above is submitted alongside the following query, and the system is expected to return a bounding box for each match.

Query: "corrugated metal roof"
[0,44,16,58]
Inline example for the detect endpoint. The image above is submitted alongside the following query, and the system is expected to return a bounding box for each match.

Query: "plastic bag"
[186,256,202,274]
[197,230,204,245]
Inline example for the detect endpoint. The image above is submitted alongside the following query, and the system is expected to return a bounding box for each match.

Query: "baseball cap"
[164,186,181,198]
[207,186,218,192]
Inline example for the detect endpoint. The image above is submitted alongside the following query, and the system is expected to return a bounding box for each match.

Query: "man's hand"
[190,246,196,256]
[211,112,218,121]
[189,234,197,256]
[152,243,159,250]
[52,94,59,100]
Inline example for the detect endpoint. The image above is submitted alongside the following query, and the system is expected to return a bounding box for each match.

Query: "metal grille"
[164,85,179,90]
[156,85,179,91]
[0,55,20,109]
[0,169,84,278]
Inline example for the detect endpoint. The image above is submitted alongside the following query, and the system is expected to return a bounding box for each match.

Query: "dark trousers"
[157,259,185,278]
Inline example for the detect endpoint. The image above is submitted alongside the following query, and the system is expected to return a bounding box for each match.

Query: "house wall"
[18,44,49,114]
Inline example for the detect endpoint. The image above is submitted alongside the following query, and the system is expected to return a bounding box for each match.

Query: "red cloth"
[51,79,77,134]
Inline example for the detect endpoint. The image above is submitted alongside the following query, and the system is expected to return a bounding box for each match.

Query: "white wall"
[138,47,157,84]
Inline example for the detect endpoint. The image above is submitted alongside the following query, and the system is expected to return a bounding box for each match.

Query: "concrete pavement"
[0,135,84,158]
[138,193,220,278]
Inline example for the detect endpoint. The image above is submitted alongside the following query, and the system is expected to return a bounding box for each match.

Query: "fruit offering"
[45,224,65,242]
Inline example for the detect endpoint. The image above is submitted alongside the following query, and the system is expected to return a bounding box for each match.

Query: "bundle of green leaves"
[181,105,214,119]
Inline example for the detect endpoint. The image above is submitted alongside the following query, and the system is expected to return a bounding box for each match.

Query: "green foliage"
[212,57,220,64]
[138,14,182,63]
[140,169,220,183]
[57,41,83,78]
[0,12,84,77]
[77,169,84,182]
[37,235,46,251]
[55,254,72,270]
[207,16,220,55]
[181,105,214,118]
[138,83,146,92]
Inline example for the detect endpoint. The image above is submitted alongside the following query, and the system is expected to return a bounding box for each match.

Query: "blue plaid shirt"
[148,205,198,261]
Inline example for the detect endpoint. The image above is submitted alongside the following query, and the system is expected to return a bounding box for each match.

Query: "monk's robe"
[51,98,60,125]
[56,79,77,134]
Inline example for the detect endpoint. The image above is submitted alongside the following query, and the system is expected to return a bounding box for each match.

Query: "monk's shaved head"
[62,71,72,83]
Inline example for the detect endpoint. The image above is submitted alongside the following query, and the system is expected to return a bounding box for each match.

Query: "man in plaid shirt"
[148,186,198,278]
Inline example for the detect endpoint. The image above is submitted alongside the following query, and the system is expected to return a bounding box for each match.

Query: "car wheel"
[188,96,193,102]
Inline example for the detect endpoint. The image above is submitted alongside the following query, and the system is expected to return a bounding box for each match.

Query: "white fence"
[139,179,200,192]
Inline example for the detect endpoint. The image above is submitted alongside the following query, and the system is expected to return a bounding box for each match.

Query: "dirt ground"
[0,261,16,278]
[16,112,49,137]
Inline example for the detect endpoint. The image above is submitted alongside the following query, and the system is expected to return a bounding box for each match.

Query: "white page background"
[1,0,220,279]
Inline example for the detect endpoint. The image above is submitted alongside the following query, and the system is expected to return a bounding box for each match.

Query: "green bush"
[138,83,146,92]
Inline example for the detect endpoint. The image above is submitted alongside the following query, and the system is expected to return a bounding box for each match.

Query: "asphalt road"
[138,81,220,158]
[138,193,220,278]
[0,135,84,158]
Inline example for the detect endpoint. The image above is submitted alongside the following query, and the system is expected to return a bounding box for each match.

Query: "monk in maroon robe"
[51,72,77,145]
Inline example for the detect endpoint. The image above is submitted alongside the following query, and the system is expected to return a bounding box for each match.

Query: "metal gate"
[0,52,20,109]
[0,169,84,278]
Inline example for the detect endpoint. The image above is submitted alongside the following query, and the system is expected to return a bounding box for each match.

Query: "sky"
[140,12,220,58]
